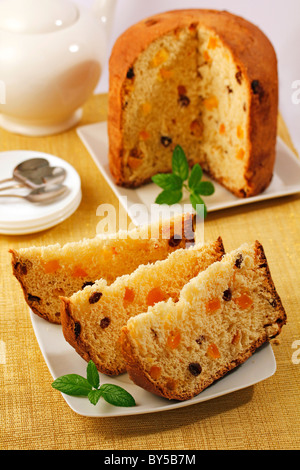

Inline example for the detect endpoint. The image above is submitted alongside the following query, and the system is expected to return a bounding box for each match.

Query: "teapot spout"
[91,0,117,38]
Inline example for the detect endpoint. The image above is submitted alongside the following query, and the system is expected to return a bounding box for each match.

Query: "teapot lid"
[0,0,79,34]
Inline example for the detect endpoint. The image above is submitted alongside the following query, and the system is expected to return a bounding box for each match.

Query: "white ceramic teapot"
[0,0,117,136]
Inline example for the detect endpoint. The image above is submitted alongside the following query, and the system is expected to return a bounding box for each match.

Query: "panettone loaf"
[10,214,195,324]
[108,9,278,197]
[120,242,287,401]
[60,238,225,376]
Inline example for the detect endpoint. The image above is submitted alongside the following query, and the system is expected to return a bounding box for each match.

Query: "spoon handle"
[0,178,14,185]
[0,183,25,192]
[0,194,25,199]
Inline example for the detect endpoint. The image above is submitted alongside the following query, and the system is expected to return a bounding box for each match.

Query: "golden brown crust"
[253,241,287,330]
[120,241,287,401]
[215,236,226,259]
[108,9,278,197]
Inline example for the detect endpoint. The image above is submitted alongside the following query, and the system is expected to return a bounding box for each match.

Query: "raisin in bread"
[120,242,287,401]
[60,238,224,376]
[10,214,195,324]
[108,9,278,198]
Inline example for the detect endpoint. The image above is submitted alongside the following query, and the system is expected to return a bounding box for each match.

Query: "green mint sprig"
[152,146,215,218]
[51,360,136,408]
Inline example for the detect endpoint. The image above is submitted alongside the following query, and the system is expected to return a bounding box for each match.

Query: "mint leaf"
[188,163,203,189]
[51,374,92,397]
[190,193,207,219]
[194,181,215,196]
[155,190,183,205]
[152,173,183,191]
[88,389,102,406]
[172,146,189,181]
[86,360,100,389]
[51,360,136,408]
[100,384,136,408]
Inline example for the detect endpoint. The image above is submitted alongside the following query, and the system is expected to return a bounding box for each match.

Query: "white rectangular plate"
[33,122,284,417]
[77,122,300,226]
[31,310,276,418]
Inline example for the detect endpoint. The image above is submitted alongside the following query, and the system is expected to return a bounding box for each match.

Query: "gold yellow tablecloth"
[0,94,299,450]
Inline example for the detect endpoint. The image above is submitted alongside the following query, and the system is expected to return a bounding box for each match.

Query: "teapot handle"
[91,0,117,39]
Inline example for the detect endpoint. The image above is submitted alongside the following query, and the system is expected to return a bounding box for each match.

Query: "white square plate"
[77,122,300,226]
[31,310,276,418]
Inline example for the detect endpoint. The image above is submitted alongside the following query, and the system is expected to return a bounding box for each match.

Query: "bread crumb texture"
[121,242,286,400]
[60,238,224,376]
[108,10,278,198]
[10,214,195,324]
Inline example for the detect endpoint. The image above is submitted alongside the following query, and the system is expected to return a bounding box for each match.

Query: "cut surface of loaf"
[108,9,278,197]
[61,238,225,376]
[10,214,195,324]
[120,241,287,401]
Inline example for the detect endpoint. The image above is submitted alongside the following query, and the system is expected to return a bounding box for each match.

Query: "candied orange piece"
[141,102,152,115]
[203,96,218,110]
[167,330,181,350]
[128,148,144,169]
[151,48,169,67]
[139,130,150,141]
[207,343,221,359]
[158,68,174,81]
[147,287,165,307]
[219,123,226,135]
[207,37,218,49]
[72,266,88,278]
[43,260,60,274]
[149,366,162,380]
[206,298,221,314]
[203,50,212,62]
[237,126,244,139]
[236,148,245,160]
[124,287,135,303]
[235,294,253,309]
[128,157,143,170]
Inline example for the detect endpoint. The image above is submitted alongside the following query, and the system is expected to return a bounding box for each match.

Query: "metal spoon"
[0,165,67,192]
[0,185,68,203]
[0,158,50,186]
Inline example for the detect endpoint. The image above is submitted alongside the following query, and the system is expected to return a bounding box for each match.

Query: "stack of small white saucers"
[0,151,82,235]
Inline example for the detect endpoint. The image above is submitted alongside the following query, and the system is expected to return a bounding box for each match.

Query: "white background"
[75,0,300,154]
